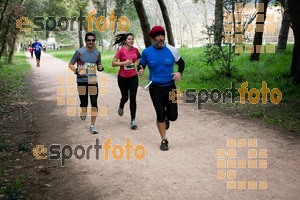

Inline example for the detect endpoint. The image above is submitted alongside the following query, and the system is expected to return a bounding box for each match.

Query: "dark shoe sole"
[160,146,169,151]
[131,125,137,130]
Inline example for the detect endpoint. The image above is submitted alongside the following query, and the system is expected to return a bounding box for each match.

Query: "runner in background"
[28,41,33,58]
[32,39,43,67]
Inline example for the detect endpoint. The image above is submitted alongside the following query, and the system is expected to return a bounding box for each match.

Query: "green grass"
[48,46,300,133]
[0,54,31,106]
[0,53,31,199]
[177,46,300,132]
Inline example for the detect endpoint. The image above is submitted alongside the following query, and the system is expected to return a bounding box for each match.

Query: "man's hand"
[97,64,104,72]
[78,65,86,76]
[172,72,182,82]
[69,64,76,73]
[138,66,144,76]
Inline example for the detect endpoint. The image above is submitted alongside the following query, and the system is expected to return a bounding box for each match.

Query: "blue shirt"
[140,44,181,86]
[32,42,43,53]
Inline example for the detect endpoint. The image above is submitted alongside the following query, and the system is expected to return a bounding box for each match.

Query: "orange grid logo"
[217,139,268,190]
[32,145,48,160]
[224,3,276,54]
[15,16,32,32]
[56,68,108,117]
[169,89,184,104]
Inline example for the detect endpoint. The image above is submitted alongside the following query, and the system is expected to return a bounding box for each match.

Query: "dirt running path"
[26,52,300,200]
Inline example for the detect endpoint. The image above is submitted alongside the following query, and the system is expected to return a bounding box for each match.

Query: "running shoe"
[118,107,123,116]
[131,119,137,130]
[90,126,98,134]
[160,139,169,151]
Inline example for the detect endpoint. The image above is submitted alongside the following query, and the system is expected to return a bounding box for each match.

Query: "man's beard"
[153,40,165,48]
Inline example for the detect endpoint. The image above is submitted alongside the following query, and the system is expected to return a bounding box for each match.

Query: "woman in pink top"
[112,33,140,129]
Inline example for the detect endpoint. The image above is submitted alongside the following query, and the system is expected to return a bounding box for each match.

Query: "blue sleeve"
[139,50,147,65]
[137,50,147,70]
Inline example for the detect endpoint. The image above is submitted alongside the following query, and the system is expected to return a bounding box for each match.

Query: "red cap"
[149,26,165,38]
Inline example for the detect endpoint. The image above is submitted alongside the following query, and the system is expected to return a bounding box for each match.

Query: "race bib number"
[86,62,97,76]
[124,64,135,70]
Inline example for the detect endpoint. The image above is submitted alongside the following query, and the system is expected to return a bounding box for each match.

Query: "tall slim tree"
[214,0,223,46]
[92,0,107,52]
[157,0,175,46]
[250,0,270,61]
[287,0,300,83]
[0,0,24,63]
[133,0,151,47]
[76,0,90,48]
[0,1,14,59]
[109,0,126,51]
[277,0,291,52]
[0,0,10,27]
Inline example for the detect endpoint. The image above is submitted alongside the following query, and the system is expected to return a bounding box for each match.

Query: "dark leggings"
[118,74,138,120]
[77,82,98,110]
[149,83,178,123]
[34,51,41,60]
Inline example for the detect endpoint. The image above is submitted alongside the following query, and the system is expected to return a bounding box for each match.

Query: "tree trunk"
[277,0,291,52]
[0,0,10,27]
[133,0,151,47]
[287,0,300,83]
[250,0,269,61]
[0,9,13,59]
[109,0,126,51]
[7,36,16,64]
[214,0,223,46]
[78,9,84,48]
[1,0,23,62]
[157,0,175,46]
[113,0,125,32]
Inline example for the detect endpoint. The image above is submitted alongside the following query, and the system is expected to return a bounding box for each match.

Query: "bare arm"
[68,62,76,73]
[112,57,133,67]
[68,62,85,75]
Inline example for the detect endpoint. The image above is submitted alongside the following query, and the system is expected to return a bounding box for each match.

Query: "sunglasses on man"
[86,39,96,42]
